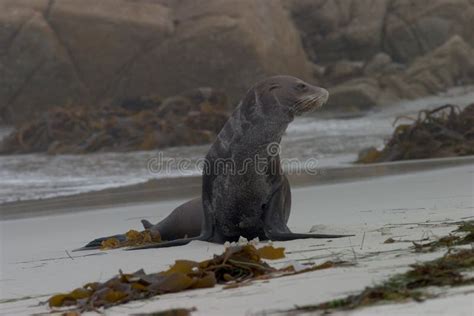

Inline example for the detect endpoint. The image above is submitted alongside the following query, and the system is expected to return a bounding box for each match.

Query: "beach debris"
[224,236,261,248]
[412,221,474,252]
[0,88,230,155]
[286,248,474,314]
[256,245,285,260]
[358,103,474,163]
[46,244,347,314]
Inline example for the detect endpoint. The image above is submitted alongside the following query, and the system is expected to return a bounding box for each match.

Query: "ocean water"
[0,87,473,204]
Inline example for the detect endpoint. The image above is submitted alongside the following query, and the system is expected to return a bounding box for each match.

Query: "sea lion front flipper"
[264,231,354,241]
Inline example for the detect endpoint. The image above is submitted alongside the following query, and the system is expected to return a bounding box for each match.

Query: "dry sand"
[0,164,473,315]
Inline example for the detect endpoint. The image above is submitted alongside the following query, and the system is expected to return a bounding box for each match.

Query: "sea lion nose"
[318,87,329,105]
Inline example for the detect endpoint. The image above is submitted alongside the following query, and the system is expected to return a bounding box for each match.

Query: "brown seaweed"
[358,103,474,163]
[0,89,230,155]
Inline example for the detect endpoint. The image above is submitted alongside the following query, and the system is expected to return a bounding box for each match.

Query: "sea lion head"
[246,75,329,122]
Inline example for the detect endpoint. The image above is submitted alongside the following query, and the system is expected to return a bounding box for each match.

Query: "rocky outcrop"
[376,35,474,102]
[399,36,474,95]
[287,0,474,64]
[324,60,363,86]
[1,0,473,124]
[324,36,474,112]
[325,78,380,113]
[363,53,404,76]
[0,0,311,124]
[287,0,389,63]
[286,0,474,113]
[382,0,474,63]
[0,2,89,124]
[140,0,312,103]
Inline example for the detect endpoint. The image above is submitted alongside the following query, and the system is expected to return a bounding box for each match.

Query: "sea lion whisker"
[293,96,310,109]
[304,94,325,111]
[295,94,318,112]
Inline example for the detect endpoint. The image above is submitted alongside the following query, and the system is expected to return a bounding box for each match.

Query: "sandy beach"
[1,163,473,315]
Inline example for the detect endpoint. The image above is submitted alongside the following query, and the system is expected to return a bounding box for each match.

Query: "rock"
[46,0,174,101]
[407,36,474,90]
[383,0,474,63]
[0,0,173,124]
[287,0,390,63]
[287,0,474,65]
[0,0,313,124]
[325,78,380,112]
[363,53,404,76]
[382,35,474,99]
[0,4,88,123]
[2,0,473,123]
[364,53,393,75]
[326,35,474,111]
[123,0,313,103]
[324,60,363,85]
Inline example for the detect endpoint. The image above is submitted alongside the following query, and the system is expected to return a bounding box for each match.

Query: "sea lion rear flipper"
[141,219,154,229]
[125,234,212,250]
[72,234,127,252]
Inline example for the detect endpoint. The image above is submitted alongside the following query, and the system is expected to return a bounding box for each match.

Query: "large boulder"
[324,78,380,113]
[363,53,405,76]
[0,0,312,124]
[383,0,474,63]
[323,60,363,86]
[0,1,89,123]
[381,35,474,100]
[46,0,174,102]
[117,0,313,103]
[322,35,474,113]
[286,0,390,63]
[286,0,474,64]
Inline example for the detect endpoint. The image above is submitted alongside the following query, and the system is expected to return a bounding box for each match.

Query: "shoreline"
[1,155,473,220]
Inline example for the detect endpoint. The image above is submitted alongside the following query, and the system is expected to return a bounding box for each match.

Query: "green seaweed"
[413,220,474,252]
[291,249,474,314]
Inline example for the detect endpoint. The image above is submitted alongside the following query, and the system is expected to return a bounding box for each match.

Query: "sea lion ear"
[268,83,280,92]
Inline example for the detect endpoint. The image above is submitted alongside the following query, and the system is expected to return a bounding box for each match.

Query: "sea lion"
[80,75,352,251]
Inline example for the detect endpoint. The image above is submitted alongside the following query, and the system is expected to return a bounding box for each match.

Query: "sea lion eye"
[296,83,307,91]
